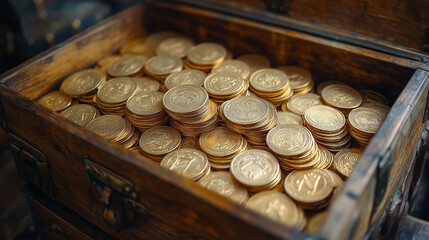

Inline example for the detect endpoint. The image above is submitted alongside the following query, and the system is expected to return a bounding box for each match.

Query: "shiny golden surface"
[139,126,181,156]
[156,37,195,58]
[249,68,289,93]
[107,55,147,77]
[211,60,250,80]
[286,93,323,116]
[321,84,362,110]
[277,66,313,93]
[60,69,105,97]
[284,169,333,203]
[60,104,100,126]
[97,77,137,104]
[333,148,363,178]
[126,92,164,116]
[199,127,243,157]
[134,77,160,93]
[187,42,227,65]
[348,107,388,134]
[37,91,72,112]
[266,125,313,157]
[164,69,206,90]
[144,55,183,76]
[199,171,249,204]
[161,148,210,181]
[359,89,389,105]
[277,111,303,126]
[86,115,126,140]
[236,54,270,75]
[304,105,346,133]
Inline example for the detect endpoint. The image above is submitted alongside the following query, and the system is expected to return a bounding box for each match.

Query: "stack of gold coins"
[163,85,218,137]
[107,55,147,78]
[125,91,168,132]
[277,66,314,94]
[266,125,319,171]
[156,36,195,58]
[37,91,72,112]
[97,55,121,72]
[138,126,182,161]
[211,59,251,81]
[313,145,334,169]
[347,106,389,147]
[220,96,277,146]
[60,104,100,126]
[199,127,248,170]
[316,81,348,95]
[245,191,306,230]
[236,54,271,76]
[164,69,206,91]
[60,69,106,104]
[284,169,336,211]
[204,72,248,104]
[332,148,363,179]
[277,111,303,126]
[134,77,160,93]
[198,172,249,205]
[160,148,210,181]
[95,77,137,115]
[185,42,227,73]
[282,93,323,116]
[321,84,362,115]
[304,105,351,152]
[359,89,389,105]
[144,55,183,82]
[230,149,282,192]
[86,115,139,149]
[249,68,293,107]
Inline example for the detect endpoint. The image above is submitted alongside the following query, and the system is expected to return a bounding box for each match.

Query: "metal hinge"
[84,159,148,230]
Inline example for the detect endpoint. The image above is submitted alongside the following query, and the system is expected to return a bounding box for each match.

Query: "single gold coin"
[249,68,289,93]
[60,104,100,126]
[164,69,206,90]
[198,171,249,204]
[126,91,164,116]
[199,127,243,157]
[333,148,363,178]
[144,55,183,76]
[284,169,333,203]
[266,125,313,157]
[277,111,303,126]
[145,31,179,53]
[277,66,312,90]
[37,91,72,112]
[161,148,209,180]
[156,37,195,58]
[236,54,270,75]
[134,77,160,92]
[316,81,348,95]
[211,60,250,80]
[85,115,126,140]
[204,72,245,96]
[321,84,362,110]
[97,77,137,104]
[348,107,388,134]
[304,105,346,132]
[230,149,279,187]
[107,55,147,77]
[61,69,105,97]
[187,42,227,65]
[287,93,323,116]
[222,96,269,125]
[139,126,181,155]
[359,89,389,105]
[245,191,300,227]
[163,85,209,114]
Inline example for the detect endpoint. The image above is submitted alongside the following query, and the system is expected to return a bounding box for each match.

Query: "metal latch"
[84,159,147,230]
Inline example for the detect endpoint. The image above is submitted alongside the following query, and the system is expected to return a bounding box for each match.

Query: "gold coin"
[198,171,249,204]
[222,96,269,125]
[321,84,362,110]
[126,91,164,116]
[139,126,181,155]
[230,149,279,187]
[134,77,160,92]
[287,93,323,116]
[164,69,206,90]
[187,42,227,65]
[37,91,72,112]
[85,115,126,140]
[204,72,245,96]
[236,54,270,75]
[304,105,346,133]
[120,38,151,56]
[97,77,137,104]
[60,69,105,97]
[249,68,289,93]
[107,55,147,77]
[305,211,329,234]
[211,60,250,80]
[348,107,388,134]
[156,37,195,58]
[160,148,209,180]
[144,55,183,76]
[60,104,100,126]
[284,169,333,203]
[266,125,313,157]
[277,111,303,126]
[277,66,312,90]
[333,148,363,178]
[98,55,121,71]
[163,85,209,114]
[199,127,243,157]
[316,81,348,95]
[145,31,179,54]
[245,191,300,227]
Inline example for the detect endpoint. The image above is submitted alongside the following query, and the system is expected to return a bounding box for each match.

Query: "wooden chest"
[1,1,429,239]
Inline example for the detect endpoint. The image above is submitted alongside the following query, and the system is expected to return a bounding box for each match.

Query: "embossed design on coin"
[204,72,244,95]
[266,125,312,156]
[85,115,126,140]
[37,91,72,112]
[223,96,268,125]
[134,77,160,92]
[304,105,346,132]
[187,42,227,65]
[199,127,243,156]
[250,68,289,92]
[139,126,181,155]
[333,148,362,177]
[277,66,312,90]
[277,111,303,126]
[321,84,362,109]
[163,85,208,113]
[61,69,104,97]
[107,55,147,77]
[199,171,248,204]
[144,55,183,75]
[285,169,333,203]
[61,104,99,126]
[211,60,250,80]
[165,69,206,90]
[156,37,195,58]
[161,148,208,179]
[348,107,388,134]
[126,92,164,115]
[287,93,323,116]
[97,77,137,104]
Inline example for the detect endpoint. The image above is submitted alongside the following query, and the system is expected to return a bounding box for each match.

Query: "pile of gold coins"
[36,30,392,233]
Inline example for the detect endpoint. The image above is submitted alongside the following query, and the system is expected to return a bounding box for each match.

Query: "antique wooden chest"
[1,1,429,239]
